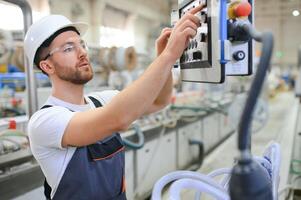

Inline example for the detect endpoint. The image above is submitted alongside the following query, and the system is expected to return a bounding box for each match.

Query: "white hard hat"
[24,15,88,69]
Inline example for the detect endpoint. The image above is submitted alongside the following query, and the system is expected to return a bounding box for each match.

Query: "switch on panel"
[193,51,203,60]
[233,51,246,61]
[200,33,206,42]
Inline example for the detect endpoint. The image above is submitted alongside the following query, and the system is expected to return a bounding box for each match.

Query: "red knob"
[235,1,252,17]
[8,119,17,129]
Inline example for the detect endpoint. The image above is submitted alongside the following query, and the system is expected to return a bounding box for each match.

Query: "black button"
[204,14,208,23]
[186,53,190,61]
[193,51,203,60]
[233,51,246,61]
[200,33,206,42]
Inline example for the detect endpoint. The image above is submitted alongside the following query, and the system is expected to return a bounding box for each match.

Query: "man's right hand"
[161,4,206,63]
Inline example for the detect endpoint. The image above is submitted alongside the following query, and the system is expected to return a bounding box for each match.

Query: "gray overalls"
[42,96,127,200]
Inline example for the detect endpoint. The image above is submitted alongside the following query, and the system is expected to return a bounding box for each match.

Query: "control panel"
[172,0,254,83]
[175,0,227,83]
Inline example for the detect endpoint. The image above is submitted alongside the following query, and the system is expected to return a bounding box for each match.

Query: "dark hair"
[34,26,80,73]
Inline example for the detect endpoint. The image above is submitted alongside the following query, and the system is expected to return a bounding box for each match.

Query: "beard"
[53,60,94,84]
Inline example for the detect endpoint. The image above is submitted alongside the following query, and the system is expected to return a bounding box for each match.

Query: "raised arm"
[62,5,205,147]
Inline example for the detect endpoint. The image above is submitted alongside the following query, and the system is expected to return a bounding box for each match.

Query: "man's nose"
[77,44,88,56]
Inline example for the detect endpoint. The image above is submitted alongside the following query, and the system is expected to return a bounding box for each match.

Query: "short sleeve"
[28,106,75,149]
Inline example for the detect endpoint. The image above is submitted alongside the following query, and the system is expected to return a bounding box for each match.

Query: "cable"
[122,124,144,149]
[195,168,232,199]
[0,137,22,150]
[163,119,177,128]
[207,167,232,179]
[0,129,27,137]
[151,142,281,200]
[237,24,274,152]
[169,178,229,200]
[0,129,29,143]
[151,170,227,200]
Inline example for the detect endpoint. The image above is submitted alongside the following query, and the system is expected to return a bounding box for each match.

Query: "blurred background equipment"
[0,29,13,70]
[109,46,137,71]
[10,41,25,72]
[107,46,137,90]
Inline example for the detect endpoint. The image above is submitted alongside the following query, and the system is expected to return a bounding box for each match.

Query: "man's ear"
[39,60,54,75]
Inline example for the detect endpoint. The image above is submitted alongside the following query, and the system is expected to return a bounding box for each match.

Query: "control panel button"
[235,2,252,18]
[228,1,252,19]
[233,50,246,61]
[193,51,203,60]
[200,33,206,42]
[204,14,208,23]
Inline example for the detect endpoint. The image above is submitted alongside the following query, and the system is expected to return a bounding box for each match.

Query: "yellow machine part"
[0,63,8,73]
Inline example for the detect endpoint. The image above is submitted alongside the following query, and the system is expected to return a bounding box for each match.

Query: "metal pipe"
[2,0,38,117]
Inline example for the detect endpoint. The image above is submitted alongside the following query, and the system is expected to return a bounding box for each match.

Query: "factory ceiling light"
[292,10,300,16]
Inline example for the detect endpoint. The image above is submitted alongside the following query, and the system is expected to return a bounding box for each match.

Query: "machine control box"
[175,0,227,83]
[173,0,254,84]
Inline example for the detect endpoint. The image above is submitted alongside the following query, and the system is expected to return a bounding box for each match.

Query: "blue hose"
[122,124,145,149]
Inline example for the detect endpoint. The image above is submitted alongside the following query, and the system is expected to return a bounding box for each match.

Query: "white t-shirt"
[28,90,119,198]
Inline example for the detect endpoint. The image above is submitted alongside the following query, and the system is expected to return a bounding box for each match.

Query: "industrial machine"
[152,0,277,199]
[172,0,253,84]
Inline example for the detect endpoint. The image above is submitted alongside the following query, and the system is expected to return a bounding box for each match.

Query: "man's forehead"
[51,31,81,46]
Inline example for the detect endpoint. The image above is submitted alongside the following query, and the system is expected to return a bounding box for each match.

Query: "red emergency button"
[228,1,252,19]
[235,2,252,17]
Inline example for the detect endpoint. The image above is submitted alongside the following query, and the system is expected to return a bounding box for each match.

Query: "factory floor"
[13,91,298,200]
[162,90,298,200]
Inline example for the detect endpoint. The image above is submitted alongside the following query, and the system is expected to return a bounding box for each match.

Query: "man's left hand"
[156,28,172,56]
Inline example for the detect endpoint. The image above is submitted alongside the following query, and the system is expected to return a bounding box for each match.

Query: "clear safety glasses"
[43,39,88,60]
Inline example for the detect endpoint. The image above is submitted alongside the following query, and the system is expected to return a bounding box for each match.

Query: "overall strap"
[88,96,103,108]
[44,180,52,200]
[40,96,102,110]
[41,105,53,109]
[41,96,102,199]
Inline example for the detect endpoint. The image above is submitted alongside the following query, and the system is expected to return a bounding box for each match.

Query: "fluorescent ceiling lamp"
[292,10,300,17]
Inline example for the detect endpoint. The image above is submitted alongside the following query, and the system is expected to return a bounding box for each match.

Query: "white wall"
[255,1,301,67]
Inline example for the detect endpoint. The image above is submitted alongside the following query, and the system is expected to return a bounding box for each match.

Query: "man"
[25,5,203,200]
